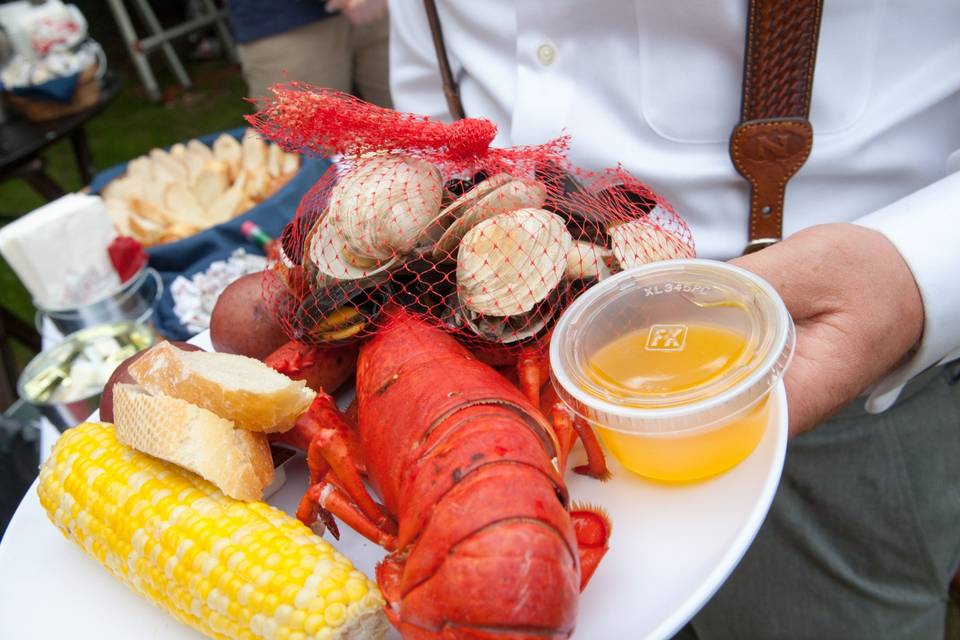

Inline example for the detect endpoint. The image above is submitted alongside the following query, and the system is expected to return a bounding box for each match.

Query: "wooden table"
[0,72,122,210]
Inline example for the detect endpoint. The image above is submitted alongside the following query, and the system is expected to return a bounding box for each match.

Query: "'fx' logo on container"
[646,325,687,352]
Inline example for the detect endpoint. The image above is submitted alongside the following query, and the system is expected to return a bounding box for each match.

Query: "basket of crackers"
[100,129,301,246]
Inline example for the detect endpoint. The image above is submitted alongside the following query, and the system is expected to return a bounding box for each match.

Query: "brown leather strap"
[730,0,823,253]
[423,0,466,120]
[421,0,822,252]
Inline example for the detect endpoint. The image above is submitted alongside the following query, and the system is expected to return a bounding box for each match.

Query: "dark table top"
[0,72,122,172]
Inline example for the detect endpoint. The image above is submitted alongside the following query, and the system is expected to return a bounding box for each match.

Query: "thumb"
[727,241,835,435]
[728,240,825,321]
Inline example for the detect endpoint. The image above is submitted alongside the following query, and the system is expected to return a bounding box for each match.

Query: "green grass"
[1,57,250,369]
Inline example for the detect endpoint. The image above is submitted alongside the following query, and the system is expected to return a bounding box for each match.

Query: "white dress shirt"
[389,0,960,413]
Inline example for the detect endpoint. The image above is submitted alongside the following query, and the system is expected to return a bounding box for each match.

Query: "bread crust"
[129,341,315,433]
[113,384,273,501]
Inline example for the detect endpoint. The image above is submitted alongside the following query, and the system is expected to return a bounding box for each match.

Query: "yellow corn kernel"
[39,423,388,640]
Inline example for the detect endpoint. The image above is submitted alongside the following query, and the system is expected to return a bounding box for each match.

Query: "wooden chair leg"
[0,156,66,203]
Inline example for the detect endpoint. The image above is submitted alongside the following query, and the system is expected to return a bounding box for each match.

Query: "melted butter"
[582,324,766,482]
[586,324,750,402]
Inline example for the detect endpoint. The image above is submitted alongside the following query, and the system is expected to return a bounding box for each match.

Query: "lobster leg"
[519,351,610,480]
[295,395,396,536]
[276,393,368,481]
[548,404,576,473]
[570,415,611,480]
[303,394,367,482]
[516,345,549,409]
[297,481,398,549]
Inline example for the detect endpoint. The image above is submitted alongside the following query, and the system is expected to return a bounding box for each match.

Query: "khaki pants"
[237,14,391,108]
[675,364,960,639]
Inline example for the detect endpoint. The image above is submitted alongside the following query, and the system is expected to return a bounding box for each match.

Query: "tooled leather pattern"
[742,0,823,121]
[735,0,823,247]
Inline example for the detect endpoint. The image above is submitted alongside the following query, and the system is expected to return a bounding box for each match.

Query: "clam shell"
[300,212,328,285]
[462,284,564,344]
[609,217,695,268]
[277,242,295,269]
[457,207,572,317]
[433,178,548,259]
[294,280,390,345]
[391,257,456,320]
[464,309,552,344]
[415,173,514,251]
[329,154,443,263]
[307,214,397,282]
[565,240,613,280]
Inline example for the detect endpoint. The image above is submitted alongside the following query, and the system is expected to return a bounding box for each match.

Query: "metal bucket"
[17,321,156,431]
[34,266,163,337]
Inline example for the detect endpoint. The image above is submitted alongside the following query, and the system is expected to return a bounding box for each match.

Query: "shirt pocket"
[634,0,882,144]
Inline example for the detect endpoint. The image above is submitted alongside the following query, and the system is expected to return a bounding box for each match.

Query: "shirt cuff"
[854,170,960,412]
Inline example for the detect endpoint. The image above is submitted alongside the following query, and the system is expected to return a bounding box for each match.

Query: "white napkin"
[0,193,119,310]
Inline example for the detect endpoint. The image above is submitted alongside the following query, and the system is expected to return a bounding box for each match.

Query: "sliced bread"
[112,384,274,501]
[128,341,315,433]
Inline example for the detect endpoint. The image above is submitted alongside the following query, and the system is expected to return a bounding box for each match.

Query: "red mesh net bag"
[248,84,695,356]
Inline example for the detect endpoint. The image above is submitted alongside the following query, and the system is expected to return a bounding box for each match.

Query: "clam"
[391,257,456,320]
[329,154,443,264]
[433,178,548,259]
[281,205,324,266]
[294,280,390,345]
[457,207,572,319]
[306,214,398,282]
[442,173,514,218]
[565,240,614,281]
[462,285,564,344]
[416,173,514,250]
[608,212,695,268]
[443,171,491,200]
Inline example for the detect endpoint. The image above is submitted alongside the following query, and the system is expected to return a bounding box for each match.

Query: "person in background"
[389,2,960,638]
[226,0,391,107]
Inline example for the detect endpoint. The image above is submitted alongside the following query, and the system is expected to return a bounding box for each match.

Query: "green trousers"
[677,365,960,639]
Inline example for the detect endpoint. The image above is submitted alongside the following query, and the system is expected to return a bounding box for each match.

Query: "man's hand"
[730,223,923,437]
[326,0,387,26]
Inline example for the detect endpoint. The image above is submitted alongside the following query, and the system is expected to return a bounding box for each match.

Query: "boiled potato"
[210,271,289,360]
[99,341,203,422]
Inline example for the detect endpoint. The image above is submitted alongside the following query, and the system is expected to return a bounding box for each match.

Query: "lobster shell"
[357,308,581,638]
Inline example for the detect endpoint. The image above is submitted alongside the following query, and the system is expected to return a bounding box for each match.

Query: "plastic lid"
[550,259,795,434]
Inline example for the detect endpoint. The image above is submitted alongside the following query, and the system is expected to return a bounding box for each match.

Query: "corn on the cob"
[38,422,388,640]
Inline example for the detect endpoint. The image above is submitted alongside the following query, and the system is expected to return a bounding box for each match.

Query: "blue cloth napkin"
[7,71,80,103]
[90,128,330,340]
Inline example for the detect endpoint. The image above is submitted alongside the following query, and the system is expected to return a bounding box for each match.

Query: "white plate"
[0,331,787,640]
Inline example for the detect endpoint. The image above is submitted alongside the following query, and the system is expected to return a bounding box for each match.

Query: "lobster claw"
[264,340,316,379]
[264,340,359,395]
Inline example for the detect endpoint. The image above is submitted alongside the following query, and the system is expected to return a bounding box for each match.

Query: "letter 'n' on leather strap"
[730,0,823,254]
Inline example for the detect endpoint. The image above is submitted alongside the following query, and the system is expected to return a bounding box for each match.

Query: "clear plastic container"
[550,259,794,483]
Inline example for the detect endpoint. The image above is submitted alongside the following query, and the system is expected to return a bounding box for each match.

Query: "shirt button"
[536,43,556,65]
